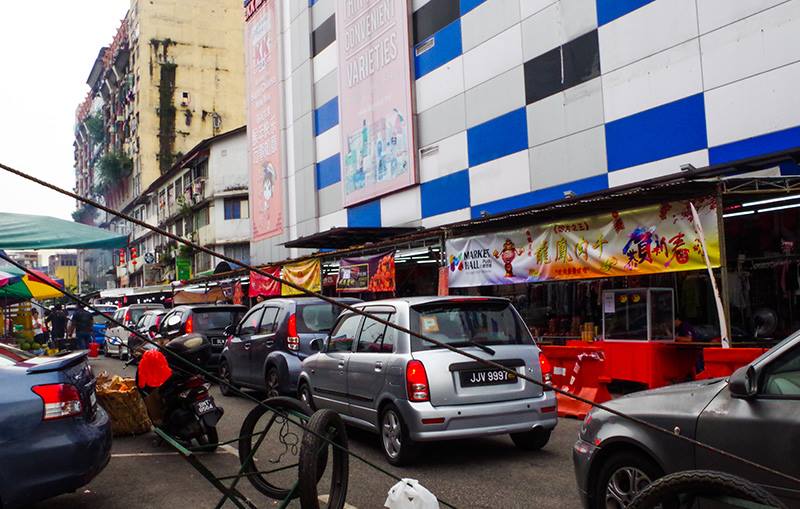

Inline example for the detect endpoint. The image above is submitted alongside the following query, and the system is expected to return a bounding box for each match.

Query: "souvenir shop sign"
[282,259,322,296]
[336,251,396,293]
[446,197,720,288]
[249,267,281,297]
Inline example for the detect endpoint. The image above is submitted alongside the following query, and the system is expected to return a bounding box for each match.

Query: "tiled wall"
[251,0,800,264]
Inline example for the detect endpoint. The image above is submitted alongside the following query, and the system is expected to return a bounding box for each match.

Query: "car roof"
[173,304,248,311]
[352,296,511,307]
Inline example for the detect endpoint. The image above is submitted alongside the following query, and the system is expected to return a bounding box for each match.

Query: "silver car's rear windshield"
[409,300,533,351]
[298,303,342,333]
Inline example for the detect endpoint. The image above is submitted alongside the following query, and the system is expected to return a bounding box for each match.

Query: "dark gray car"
[218,297,360,397]
[573,332,800,508]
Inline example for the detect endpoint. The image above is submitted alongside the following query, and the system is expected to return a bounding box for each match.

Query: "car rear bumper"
[397,392,558,442]
[2,406,112,508]
[573,438,599,509]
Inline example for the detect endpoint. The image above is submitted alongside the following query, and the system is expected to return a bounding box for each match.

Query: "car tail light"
[287,313,299,351]
[32,384,82,420]
[539,353,553,390]
[184,315,193,334]
[406,360,430,402]
[124,309,132,325]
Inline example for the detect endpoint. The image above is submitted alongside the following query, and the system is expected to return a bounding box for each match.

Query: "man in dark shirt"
[70,307,94,350]
[46,304,68,350]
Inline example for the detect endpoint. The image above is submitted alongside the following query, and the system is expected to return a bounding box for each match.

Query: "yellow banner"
[446,197,720,287]
[281,259,322,296]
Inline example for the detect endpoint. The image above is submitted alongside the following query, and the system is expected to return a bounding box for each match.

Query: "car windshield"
[93,313,112,325]
[409,300,533,352]
[193,310,244,332]
[298,303,346,333]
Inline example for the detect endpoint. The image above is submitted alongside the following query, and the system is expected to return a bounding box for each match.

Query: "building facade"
[245,0,800,265]
[118,127,251,286]
[73,0,248,287]
[47,253,78,292]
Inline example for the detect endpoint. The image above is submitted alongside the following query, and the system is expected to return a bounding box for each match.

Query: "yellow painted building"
[48,254,78,291]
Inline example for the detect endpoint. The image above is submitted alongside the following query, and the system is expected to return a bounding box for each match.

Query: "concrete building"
[6,251,39,270]
[244,0,800,265]
[73,0,248,287]
[118,127,250,286]
[47,253,78,291]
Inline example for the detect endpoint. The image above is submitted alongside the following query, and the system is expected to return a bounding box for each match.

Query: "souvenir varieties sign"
[336,251,396,293]
[445,197,720,288]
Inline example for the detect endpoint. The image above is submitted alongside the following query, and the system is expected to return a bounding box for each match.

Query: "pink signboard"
[336,0,416,207]
[246,0,283,240]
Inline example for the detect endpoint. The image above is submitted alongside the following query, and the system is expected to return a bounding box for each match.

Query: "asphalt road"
[33,356,583,509]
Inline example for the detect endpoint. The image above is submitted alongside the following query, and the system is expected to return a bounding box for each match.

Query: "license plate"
[212,337,225,345]
[459,369,517,387]
[195,398,215,415]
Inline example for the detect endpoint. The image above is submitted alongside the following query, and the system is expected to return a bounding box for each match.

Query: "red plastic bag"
[137,350,173,389]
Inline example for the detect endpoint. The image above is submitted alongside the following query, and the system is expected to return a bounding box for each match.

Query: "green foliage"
[96,151,133,193]
[84,114,105,144]
[72,204,98,224]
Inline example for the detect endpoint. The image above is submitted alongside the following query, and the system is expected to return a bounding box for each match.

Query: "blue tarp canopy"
[0,212,127,250]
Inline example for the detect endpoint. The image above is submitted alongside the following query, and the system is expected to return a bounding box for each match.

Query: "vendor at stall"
[674,316,698,343]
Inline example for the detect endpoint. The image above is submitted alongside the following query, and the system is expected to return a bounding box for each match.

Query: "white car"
[105,304,165,358]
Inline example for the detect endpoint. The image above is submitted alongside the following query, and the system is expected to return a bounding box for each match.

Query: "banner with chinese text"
[282,259,322,296]
[336,251,395,293]
[249,267,281,297]
[446,197,720,288]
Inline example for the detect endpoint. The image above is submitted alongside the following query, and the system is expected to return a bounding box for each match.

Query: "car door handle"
[337,362,345,369]
[265,340,275,348]
[374,361,383,372]
[244,341,251,350]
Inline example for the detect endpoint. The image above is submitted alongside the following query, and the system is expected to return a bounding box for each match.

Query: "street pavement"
[33,356,582,509]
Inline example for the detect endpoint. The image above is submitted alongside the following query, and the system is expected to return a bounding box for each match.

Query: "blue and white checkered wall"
[262,0,800,261]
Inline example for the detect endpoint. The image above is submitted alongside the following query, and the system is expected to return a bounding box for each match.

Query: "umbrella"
[0,270,22,288]
[0,266,63,301]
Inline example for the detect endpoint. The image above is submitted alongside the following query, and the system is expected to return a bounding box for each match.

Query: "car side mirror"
[310,338,323,352]
[729,365,757,398]
[224,324,236,336]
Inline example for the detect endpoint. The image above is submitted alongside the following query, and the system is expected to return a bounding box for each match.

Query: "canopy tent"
[0,266,63,301]
[0,212,127,250]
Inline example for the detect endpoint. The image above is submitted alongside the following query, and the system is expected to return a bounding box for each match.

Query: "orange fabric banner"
[281,259,321,296]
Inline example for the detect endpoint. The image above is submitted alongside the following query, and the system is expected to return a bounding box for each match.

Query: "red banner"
[249,267,281,297]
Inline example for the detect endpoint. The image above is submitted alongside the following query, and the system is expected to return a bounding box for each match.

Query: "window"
[224,244,250,265]
[194,206,210,229]
[224,198,249,220]
[239,308,264,335]
[328,314,361,353]
[175,219,184,237]
[762,346,800,397]
[356,313,394,353]
[259,307,279,334]
[298,303,344,333]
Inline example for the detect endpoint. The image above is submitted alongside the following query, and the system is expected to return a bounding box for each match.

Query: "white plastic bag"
[385,479,440,509]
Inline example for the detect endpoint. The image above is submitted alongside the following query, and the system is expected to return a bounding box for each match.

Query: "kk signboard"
[446,197,720,288]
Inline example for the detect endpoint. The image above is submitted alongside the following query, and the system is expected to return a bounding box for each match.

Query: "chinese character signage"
[249,267,281,297]
[246,0,283,240]
[336,0,416,207]
[445,198,720,288]
[282,259,322,296]
[336,251,396,293]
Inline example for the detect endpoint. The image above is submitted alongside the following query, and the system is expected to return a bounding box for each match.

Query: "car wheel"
[379,405,420,466]
[510,428,551,451]
[218,361,236,397]
[593,451,662,509]
[297,382,315,411]
[265,367,280,398]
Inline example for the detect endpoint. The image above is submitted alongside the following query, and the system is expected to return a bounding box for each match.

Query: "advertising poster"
[336,0,416,206]
[446,197,720,288]
[336,251,396,293]
[175,257,192,281]
[282,259,322,296]
[246,0,283,240]
[249,267,281,297]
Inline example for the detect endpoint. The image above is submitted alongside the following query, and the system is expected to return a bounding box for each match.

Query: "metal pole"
[716,184,733,343]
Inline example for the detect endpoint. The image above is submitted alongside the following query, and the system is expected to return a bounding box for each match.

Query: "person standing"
[31,308,45,345]
[46,304,68,351]
[70,307,94,350]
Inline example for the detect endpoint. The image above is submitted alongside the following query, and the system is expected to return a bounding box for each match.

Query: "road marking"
[220,444,239,458]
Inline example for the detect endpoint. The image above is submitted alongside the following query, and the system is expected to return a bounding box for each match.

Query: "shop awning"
[283,227,418,249]
[0,212,128,250]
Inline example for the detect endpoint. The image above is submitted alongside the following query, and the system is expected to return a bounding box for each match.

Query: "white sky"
[0,1,130,220]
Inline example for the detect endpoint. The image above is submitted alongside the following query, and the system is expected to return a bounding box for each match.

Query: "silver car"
[298,296,557,465]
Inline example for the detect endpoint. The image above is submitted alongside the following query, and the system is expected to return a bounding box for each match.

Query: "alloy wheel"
[606,466,653,508]
[381,409,402,459]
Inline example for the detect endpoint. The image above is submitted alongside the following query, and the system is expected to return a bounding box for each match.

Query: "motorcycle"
[130,333,224,452]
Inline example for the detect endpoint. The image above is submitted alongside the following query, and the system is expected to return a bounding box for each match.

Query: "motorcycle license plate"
[195,398,215,415]
[459,369,517,387]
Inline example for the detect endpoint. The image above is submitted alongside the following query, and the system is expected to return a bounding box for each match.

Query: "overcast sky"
[0,1,130,221]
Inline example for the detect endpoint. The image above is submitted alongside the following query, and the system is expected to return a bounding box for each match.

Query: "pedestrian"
[31,308,45,345]
[70,307,94,350]
[45,304,68,351]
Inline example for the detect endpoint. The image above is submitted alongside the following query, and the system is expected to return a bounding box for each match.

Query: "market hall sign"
[445,197,721,288]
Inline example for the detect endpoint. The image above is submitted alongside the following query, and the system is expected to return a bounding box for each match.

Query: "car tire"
[379,404,420,466]
[265,366,280,398]
[297,382,315,412]
[218,361,236,397]
[510,428,551,451]
[593,451,662,509]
